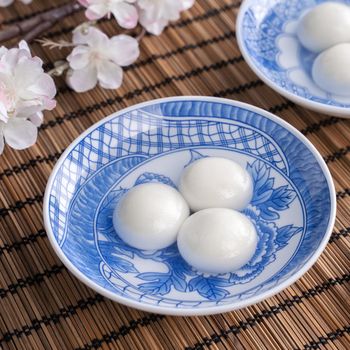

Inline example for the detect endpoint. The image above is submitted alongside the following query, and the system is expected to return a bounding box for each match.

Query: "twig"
[24,21,57,43]
[0,2,82,44]
[136,28,146,42]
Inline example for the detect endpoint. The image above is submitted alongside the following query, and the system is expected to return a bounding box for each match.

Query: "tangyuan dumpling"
[312,43,350,96]
[177,208,258,274]
[113,183,190,250]
[297,2,350,53]
[179,157,253,212]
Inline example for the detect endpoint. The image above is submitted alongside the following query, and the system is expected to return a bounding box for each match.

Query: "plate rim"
[236,0,350,118]
[43,96,336,316]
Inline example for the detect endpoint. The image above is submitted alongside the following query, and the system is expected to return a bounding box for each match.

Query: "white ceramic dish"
[236,0,350,117]
[44,97,336,315]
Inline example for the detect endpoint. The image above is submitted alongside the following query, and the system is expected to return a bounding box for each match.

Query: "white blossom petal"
[110,2,138,29]
[0,101,8,123]
[71,25,90,45]
[78,0,89,6]
[80,0,138,25]
[66,65,98,92]
[86,3,109,19]
[18,40,31,53]
[15,100,43,119]
[0,40,55,152]
[43,98,56,111]
[68,45,90,56]
[0,46,32,77]
[138,0,194,35]
[28,73,57,100]
[69,29,139,91]
[0,48,20,72]
[0,0,13,7]
[3,118,37,150]
[84,9,100,20]
[108,35,139,66]
[97,61,123,89]
[140,16,168,35]
[67,46,90,70]
[0,72,13,95]
[72,26,108,47]
[0,1,32,8]
[0,46,8,59]
[14,58,44,91]
[0,122,4,154]
[181,0,195,10]
[29,111,43,127]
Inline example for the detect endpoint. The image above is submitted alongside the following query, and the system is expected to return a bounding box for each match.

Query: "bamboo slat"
[0,0,349,349]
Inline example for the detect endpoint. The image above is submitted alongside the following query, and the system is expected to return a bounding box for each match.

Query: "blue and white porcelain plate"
[44,97,336,315]
[237,0,350,117]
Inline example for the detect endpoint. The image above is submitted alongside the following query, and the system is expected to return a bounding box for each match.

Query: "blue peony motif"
[97,187,140,273]
[276,225,303,250]
[137,245,194,295]
[247,160,296,220]
[188,275,231,301]
[96,153,302,302]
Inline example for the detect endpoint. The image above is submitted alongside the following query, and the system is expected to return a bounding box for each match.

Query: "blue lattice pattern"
[50,108,286,244]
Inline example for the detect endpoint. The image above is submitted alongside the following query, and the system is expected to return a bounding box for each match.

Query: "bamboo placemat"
[0,1,349,349]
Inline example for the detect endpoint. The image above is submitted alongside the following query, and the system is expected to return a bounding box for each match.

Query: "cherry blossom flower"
[138,0,195,35]
[79,0,138,29]
[0,41,56,154]
[66,26,140,92]
[0,0,32,7]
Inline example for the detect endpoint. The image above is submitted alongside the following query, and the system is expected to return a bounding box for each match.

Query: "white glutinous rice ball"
[179,157,253,212]
[113,183,190,250]
[312,43,350,96]
[177,208,258,274]
[297,2,350,53]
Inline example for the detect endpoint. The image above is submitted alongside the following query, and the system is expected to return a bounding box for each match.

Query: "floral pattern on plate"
[45,98,334,313]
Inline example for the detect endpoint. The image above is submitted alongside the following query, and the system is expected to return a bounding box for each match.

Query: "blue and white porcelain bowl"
[44,97,336,316]
[237,0,350,117]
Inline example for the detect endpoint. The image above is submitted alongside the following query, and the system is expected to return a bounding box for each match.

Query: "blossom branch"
[0,41,57,154]
[0,0,196,155]
[0,2,82,43]
[136,28,146,42]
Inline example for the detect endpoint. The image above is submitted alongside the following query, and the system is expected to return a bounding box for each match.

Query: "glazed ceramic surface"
[236,0,350,117]
[44,97,336,315]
